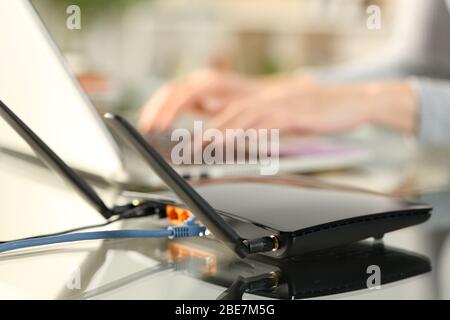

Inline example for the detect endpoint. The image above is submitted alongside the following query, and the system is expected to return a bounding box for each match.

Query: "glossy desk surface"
[0,147,449,300]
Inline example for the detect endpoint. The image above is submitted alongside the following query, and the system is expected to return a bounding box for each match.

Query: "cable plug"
[117,200,166,219]
[168,216,207,239]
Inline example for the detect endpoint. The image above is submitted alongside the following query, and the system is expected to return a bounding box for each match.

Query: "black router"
[0,100,432,259]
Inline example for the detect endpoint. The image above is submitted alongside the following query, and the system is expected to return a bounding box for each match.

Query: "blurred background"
[31,0,393,119]
[27,0,450,194]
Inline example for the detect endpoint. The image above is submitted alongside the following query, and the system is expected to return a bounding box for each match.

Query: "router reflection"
[214,241,431,299]
[59,237,430,300]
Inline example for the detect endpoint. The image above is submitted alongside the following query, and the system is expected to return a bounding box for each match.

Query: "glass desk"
[0,148,449,300]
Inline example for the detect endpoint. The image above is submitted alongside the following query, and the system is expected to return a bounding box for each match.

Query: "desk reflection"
[54,235,430,300]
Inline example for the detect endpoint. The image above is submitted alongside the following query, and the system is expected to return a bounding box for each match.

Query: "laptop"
[0,0,371,186]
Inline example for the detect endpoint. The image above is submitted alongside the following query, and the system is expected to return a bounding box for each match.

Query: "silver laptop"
[0,0,371,186]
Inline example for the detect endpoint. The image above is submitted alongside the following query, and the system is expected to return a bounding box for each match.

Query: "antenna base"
[243,235,280,255]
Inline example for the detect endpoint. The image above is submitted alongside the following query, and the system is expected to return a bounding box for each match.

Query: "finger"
[209,88,286,130]
[251,113,301,134]
[210,98,274,130]
[156,86,200,132]
[139,82,200,133]
[138,84,179,133]
[141,78,240,133]
[157,82,237,131]
[209,99,253,129]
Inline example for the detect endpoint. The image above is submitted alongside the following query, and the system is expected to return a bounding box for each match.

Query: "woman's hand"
[138,67,418,137]
[137,69,257,134]
[210,81,418,135]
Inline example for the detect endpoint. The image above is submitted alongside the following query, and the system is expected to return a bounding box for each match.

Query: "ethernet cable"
[0,217,205,254]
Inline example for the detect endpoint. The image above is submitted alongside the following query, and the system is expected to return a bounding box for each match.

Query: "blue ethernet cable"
[0,217,206,254]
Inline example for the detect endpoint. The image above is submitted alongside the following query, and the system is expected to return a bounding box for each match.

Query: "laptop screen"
[0,0,125,181]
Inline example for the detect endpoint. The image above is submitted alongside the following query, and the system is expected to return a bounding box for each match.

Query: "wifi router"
[104,113,432,258]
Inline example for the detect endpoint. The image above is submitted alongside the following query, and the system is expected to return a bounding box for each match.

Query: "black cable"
[0,217,122,245]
